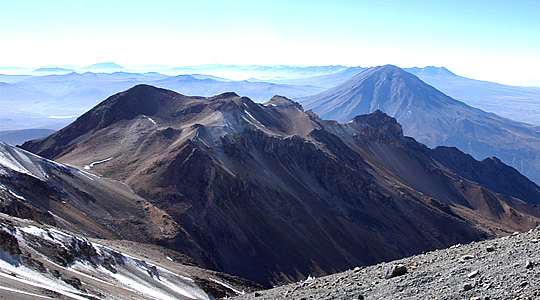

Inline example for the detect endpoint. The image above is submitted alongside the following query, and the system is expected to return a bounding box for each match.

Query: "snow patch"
[2,222,212,300]
[245,111,266,127]
[209,278,245,295]
[6,188,27,201]
[143,115,157,125]
[20,226,56,244]
[84,157,113,170]
[0,144,49,180]
[0,148,35,178]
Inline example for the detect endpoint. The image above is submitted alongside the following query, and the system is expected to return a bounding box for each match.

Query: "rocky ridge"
[16,85,540,286]
[236,226,540,299]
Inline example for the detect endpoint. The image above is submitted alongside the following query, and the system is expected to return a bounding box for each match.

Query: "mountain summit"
[299,65,540,183]
[299,65,458,125]
[19,85,540,286]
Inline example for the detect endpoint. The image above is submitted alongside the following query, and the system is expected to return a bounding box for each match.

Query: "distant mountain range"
[18,85,540,286]
[3,63,540,184]
[79,62,127,72]
[0,128,56,145]
[299,65,540,184]
[0,72,324,131]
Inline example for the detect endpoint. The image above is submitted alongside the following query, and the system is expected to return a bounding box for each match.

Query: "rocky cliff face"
[17,85,540,286]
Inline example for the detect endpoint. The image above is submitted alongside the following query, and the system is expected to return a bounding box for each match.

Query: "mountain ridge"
[17,85,540,286]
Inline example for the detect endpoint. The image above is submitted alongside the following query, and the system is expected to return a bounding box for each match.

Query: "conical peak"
[367,64,411,77]
[343,65,417,86]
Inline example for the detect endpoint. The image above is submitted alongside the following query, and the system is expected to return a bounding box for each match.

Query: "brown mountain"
[17,85,540,286]
[298,65,540,184]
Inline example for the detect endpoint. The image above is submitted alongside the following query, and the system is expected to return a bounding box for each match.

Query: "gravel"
[235,226,540,299]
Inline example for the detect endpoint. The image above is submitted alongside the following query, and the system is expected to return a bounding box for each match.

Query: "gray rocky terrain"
[237,227,540,299]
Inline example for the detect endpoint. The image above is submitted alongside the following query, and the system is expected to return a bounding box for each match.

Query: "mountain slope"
[261,66,367,88]
[237,225,540,299]
[18,85,540,287]
[298,65,540,184]
[0,212,261,299]
[407,66,540,126]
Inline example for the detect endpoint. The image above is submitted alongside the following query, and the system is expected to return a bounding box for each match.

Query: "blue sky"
[1,0,539,85]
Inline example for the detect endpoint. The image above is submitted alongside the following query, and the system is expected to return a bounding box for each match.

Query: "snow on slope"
[0,219,212,300]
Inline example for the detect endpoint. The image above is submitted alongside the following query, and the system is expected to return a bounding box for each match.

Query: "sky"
[1,0,539,85]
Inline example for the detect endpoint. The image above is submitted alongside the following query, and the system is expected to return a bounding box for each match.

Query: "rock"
[520,281,528,287]
[63,277,82,290]
[0,230,22,257]
[51,269,61,278]
[486,246,495,252]
[526,260,534,269]
[461,255,474,260]
[384,264,407,279]
[463,283,474,291]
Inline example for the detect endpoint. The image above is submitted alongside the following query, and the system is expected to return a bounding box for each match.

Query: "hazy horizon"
[1,0,539,86]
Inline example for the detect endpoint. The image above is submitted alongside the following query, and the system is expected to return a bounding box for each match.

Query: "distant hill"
[0,128,56,145]
[165,64,349,80]
[31,67,74,75]
[80,62,126,72]
[259,66,367,88]
[298,65,540,184]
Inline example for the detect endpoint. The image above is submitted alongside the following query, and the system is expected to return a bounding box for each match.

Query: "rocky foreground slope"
[0,212,261,299]
[237,226,540,299]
